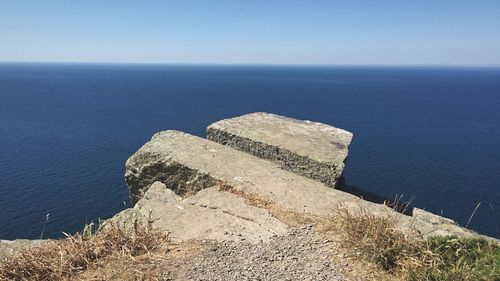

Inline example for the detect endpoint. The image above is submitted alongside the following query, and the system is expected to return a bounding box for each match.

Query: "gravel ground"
[162,226,349,281]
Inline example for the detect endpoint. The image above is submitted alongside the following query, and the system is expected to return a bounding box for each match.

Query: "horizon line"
[1,60,500,68]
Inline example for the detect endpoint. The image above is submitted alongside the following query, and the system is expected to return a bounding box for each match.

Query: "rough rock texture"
[126,130,364,217]
[0,239,46,260]
[161,226,348,281]
[123,130,476,239]
[207,112,353,187]
[125,159,217,205]
[109,182,288,243]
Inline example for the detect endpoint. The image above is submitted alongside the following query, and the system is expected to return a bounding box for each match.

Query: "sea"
[0,63,499,239]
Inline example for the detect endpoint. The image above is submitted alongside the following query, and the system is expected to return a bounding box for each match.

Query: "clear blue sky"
[1,0,499,65]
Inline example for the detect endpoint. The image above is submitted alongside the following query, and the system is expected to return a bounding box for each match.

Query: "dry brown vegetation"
[216,180,323,226]
[328,207,500,281]
[0,225,170,281]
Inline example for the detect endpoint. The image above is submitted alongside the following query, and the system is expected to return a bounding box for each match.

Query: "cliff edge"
[114,112,483,243]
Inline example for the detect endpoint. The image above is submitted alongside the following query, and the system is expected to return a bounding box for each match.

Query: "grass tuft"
[0,225,169,281]
[331,207,499,281]
[410,235,500,281]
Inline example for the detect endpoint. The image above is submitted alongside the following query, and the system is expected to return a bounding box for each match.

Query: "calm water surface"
[1,63,499,239]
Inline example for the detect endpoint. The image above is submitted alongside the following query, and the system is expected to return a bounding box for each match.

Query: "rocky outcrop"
[122,127,480,242]
[124,130,358,215]
[207,113,352,187]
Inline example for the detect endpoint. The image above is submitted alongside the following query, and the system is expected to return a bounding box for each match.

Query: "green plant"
[410,236,500,281]
[331,207,500,281]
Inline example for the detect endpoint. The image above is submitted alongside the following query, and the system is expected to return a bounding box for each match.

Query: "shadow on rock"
[336,177,414,216]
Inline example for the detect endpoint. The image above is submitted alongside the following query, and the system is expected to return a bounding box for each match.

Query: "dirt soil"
[74,226,371,281]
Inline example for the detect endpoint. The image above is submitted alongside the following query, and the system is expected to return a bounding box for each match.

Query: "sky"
[0,1,499,65]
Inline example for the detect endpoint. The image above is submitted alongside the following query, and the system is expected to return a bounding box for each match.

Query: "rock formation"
[116,112,481,244]
[207,112,352,187]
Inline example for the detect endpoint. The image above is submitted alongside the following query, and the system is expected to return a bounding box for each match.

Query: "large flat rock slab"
[110,182,288,243]
[125,130,357,216]
[207,112,353,187]
[124,130,475,239]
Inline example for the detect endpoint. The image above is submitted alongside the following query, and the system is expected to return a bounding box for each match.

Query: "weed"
[331,207,499,281]
[0,225,170,281]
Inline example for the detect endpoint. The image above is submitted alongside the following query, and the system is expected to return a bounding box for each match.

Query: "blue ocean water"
[0,63,499,239]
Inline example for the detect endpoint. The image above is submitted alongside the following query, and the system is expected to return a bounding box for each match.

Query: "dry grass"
[331,208,438,273]
[328,207,500,281]
[216,180,273,208]
[216,180,321,226]
[0,225,170,281]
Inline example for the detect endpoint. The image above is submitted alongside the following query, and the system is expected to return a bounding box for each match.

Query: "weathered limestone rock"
[123,130,475,239]
[0,239,47,260]
[207,112,353,187]
[125,130,357,215]
[109,182,288,243]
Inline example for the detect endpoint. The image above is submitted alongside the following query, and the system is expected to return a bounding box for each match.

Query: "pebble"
[163,227,349,280]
